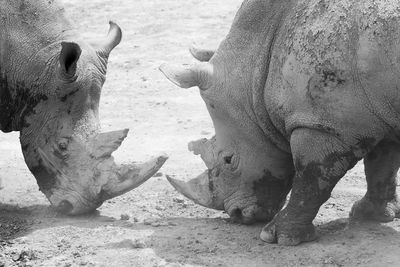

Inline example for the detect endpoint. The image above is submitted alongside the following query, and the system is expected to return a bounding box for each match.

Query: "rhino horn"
[101,154,168,199]
[38,130,167,213]
[159,62,213,90]
[89,129,168,199]
[188,137,217,169]
[97,21,122,59]
[189,43,215,62]
[90,129,129,159]
[166,173,224,210]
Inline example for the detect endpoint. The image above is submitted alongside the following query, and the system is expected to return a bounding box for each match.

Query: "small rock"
[15,250,36,262]
[143,219,153,225]
[151,221,169,227]
[12,254,20,262]
[14,237,26,244]
[155,205,165,211]
[133,217,139,223]
[153,172,163,177]
[115,239,146,249]
[131,239,146,249]
[173,197,184,204]
[120,214,130,221]
[210,247,218,253]
[168,222,178,226]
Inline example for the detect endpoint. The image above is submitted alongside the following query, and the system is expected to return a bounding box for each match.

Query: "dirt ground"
[1,0,400,266]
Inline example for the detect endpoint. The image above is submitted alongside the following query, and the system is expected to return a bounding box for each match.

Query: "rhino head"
[160,46,293,224]
[10,22,167,214]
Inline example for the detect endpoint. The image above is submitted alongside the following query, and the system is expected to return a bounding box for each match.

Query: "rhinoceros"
[160,0,400,245]
[0,0,167,214]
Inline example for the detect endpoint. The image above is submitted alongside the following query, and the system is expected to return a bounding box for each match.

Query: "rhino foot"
[350,196,400,222]
[259,210,317,246]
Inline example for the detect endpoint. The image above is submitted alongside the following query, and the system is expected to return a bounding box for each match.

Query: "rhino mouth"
[36,129,168,215]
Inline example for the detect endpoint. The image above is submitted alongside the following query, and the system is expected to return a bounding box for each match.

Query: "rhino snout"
[33,130,168,215]
[227,204,277,225]
[55,200,74,214]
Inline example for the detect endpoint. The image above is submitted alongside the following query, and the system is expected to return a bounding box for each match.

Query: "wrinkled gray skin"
[0,0,167,215]
[161,0,400,245]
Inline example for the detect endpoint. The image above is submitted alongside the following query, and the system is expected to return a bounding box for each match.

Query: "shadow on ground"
[1,203,399,267]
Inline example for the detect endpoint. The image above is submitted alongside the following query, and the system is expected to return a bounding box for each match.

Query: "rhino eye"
[57,139,69,151]
[211,168,220,177]
[221,153,239,171]
[224,156,233,164]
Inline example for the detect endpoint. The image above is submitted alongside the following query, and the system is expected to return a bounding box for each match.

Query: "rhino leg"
[350,140,400,222]
[260,129,360,246]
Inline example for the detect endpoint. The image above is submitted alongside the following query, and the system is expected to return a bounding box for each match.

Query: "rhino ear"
[59,42,82,79]
[96,21,122,60]
[189,43,215,62]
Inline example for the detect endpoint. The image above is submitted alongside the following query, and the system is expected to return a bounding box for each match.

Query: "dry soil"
[0,0,400,266]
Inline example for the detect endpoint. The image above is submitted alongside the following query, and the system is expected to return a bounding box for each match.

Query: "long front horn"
[166,172,224,210]
[159,62,213,90]
[88,129,167,200]
[101,154,168,200]
[97,21,122,59]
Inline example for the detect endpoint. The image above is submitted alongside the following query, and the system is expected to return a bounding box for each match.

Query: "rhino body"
[0,0,167,214]
[161,0,400,245]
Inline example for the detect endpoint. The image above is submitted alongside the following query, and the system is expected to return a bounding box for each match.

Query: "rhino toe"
[260,211,317,246]
[350,196,400,222]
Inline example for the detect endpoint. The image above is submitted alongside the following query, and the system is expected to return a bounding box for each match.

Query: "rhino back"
[0,0,74,132]
[267,0,400,145]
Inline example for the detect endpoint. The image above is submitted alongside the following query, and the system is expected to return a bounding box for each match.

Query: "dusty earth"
[1,0,400,266]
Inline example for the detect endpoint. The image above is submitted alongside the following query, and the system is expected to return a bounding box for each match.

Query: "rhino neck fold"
[0,68,51,133]
[0,37,71,133]
[0,0,79,134]
[210,0,294,153]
